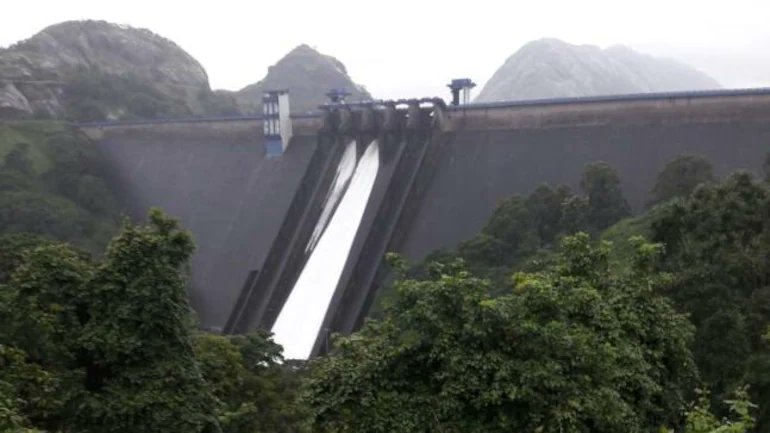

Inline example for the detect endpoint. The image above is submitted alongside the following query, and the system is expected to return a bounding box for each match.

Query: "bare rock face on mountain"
[235,44,371,114]
[0,20,236,120]
[476,39,721,103]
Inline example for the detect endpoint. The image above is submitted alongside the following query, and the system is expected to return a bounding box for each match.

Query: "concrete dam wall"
[87,89,770,357]
[401,89,770,259]
[90,117,321,330]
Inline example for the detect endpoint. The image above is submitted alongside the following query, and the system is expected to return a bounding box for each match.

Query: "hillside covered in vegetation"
[0,121,120,252]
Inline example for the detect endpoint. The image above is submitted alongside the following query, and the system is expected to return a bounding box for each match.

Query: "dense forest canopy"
[0,211,304,433]
[305,235,697,433]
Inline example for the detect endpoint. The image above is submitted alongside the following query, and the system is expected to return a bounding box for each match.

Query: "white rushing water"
[305,140,357,254]
[272,139,381,359]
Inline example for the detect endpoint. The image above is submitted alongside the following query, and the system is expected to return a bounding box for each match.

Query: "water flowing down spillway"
[305,140,357,253]
[272,139,381,359]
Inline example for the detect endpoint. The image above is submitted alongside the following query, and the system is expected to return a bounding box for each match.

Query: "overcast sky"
[2,0,770,100]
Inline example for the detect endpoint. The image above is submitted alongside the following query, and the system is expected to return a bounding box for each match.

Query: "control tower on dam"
[86,87,770,358]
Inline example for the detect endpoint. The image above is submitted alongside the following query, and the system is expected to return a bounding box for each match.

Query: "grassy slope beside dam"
[0,121,119,252]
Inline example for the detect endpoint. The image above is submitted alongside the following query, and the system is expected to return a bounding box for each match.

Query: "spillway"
[272,139,381,359]
[306,140,357,254]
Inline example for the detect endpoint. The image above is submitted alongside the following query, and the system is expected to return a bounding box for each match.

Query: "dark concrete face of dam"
[400,122,770,260]
[87,89,770,357]
[94,120,319,330]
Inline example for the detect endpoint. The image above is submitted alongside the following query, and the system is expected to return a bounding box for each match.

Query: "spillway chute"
[272,139,381,359]
[306,140,357,254]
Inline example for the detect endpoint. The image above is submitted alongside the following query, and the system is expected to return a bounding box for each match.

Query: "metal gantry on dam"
[227,86,453,358]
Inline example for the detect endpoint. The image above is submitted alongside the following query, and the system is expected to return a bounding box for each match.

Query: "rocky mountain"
[235,44,371,114]
[0,22,369,120]
[476,39,720,103]
[0,20,238,121]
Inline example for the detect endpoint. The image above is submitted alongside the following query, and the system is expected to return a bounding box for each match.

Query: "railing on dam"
[452,87,770,111]
[73,87,770,129]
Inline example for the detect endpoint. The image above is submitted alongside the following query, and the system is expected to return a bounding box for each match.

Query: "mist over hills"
[0,21,725,120]
[0,21,368,120]
[476,38,721,102]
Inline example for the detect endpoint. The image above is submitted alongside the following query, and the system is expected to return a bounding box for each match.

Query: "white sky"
[3,0,770,100]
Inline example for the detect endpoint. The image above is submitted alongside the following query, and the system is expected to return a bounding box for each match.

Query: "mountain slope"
[235,44,371,114]
[476,39,720,102]
[0,20,238,120]
[0,121,120,251]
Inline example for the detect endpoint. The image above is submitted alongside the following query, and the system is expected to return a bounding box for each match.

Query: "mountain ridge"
[0,20,226,120]
[476,38,721,103]
[0,22,370,120]
[1,24,724,120]
[234,44,371,114]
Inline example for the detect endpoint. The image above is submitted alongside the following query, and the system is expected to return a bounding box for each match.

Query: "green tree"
[649,154,715,206]
[456,194,538,278]
[0,233,51,284]
[195,332,306,433]
[0,344,51,433]
[763,153,770,182]
[560,195,590,234]
[693,310,751,397]
[672,388,756,433]
[0,243,90,431]
[0,210,220,433]
[580,161,630,231]
[525,184,572,243]
[305,234,696,433]
[652,172,770,427]
[0,190,95,247]
[456,185,573,277]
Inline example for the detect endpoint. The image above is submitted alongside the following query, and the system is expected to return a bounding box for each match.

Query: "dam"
[81,88,770,358]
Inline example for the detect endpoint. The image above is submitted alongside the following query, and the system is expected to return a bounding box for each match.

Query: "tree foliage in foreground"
[306,234,696,433]
[580,161,630,231]
[0,210,219,433]
[652,172,770,429]
[398,162,629,296]
[649,154,715,207]
[194,331,307,433]
[676,388,756,433]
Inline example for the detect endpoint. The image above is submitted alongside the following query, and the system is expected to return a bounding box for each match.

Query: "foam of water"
[305,140,357,254]
[272,139,381,359]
